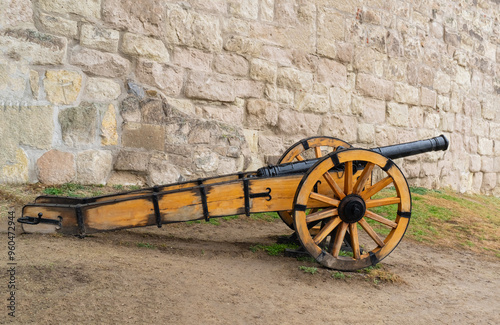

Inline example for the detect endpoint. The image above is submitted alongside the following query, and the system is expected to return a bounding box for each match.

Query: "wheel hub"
[338,194,366,223]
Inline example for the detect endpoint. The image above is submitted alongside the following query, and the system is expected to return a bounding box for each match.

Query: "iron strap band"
[199,185,209,221]
[382,160,394,172]
[295,204,307,212]
[331,154,340,167]
[75,204,86,237]
[300,139,310,150]
[152,193,162,228]
[243,179,250,216]
[397,211,411,218]
[369,251,379,266]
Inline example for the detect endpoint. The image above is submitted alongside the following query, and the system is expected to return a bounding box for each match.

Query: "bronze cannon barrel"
[257,135,449,177]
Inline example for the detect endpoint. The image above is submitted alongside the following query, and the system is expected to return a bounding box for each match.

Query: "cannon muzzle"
[257,135,449,177]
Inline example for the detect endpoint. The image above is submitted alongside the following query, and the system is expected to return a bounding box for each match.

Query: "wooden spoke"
[349,223,361,259]
[314,147,322,158]
[364,210,398,228]
[306,208,338,223]
[323,172,345,200]
[295,154,305,161]
[344,161,353,195]
[309,192,341,207]
[361,176,393,200]
[313,217,342,245]
[358,218,385,247]
[365,197,401,208]
[353,162,374,194]
[332,222,348,257]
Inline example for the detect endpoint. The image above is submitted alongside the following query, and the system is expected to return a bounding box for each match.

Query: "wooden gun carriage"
[19,135,449,271]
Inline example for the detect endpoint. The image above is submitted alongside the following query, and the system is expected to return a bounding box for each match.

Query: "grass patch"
[136,242,156,249]
[250,243,300,256]
[250,212,280,222]
[186,218,220,226]
[298,266,318,274]
[331,271,346,279]
[365,187,500,258]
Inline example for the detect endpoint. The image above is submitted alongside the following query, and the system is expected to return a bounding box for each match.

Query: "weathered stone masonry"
[0,0,499,195]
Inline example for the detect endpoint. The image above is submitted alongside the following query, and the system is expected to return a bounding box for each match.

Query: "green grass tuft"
[299,266,318,274]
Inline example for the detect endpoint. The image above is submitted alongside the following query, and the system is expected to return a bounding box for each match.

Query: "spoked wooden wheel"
[277,136,352,229]
[293,149,412,271]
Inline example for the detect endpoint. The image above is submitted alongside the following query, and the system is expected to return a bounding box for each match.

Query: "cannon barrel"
[370,134,449,160]
[257,135,449,178]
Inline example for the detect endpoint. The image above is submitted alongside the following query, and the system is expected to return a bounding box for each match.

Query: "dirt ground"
[1,209,499,325]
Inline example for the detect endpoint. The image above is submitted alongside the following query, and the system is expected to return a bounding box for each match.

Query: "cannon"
[19,135,449,271]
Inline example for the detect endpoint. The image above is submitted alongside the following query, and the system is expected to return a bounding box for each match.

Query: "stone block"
[224,35,262,56]
[261,0,275,21]
[107,172,146,186]
[115,150,150,172]
[39,0,101,19]
[490,122,500,140]
[357,123,375,144]
[43,70,82,105]
[246,99,279,129]
[384,58,406,82]
[85,77,121,101]
[330,87,351,114]
[101,104,118,146]
[424,112,440,129]
[194,148,219,173]
[229,0,259,19]
[264,85,294,104]
[434,71,451,94]
[317,8,344,58]
[481,156,495,173]
[295,90,329,113]
[38,13,78,38]
[1,0,34,28]
[122,122,165,151]
[261,45,292,66]
[356,73,394,101]
[317,58,347,88]
[481,173,497,193]
[214,53,249,76]
[37,150,76,184]
[394,83,419,105]
[478,138,493,155]
[0,29,66,65]
[141,98,167,125]
[59,103,100,147]
[354,47,386,77]
[250,58,277,83]
[320,114,358,143]
[76,150,113,185]
[387,102,409,127]
[80,23,119,52]
[437,95,450,112]
[355,96,386,124]
[165,6,223,51]
[441,112,455,132]
[29,70,40,99]
[277,67,313,91]
[420,87,437,108]
[172,47,212,72]
[120,96,141,123]
[148,153,181,185]
[70,47,130,78]
[418,65,434,87]
[102,0,165,36]
[185,71,236,102]
[0,148,28,183]
[233,79,265,98]
[135,60,183,96]
[121,33,169,62]
[278,110,322,137]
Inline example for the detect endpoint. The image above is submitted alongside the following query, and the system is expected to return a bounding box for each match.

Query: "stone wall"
[0,0,499,195]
